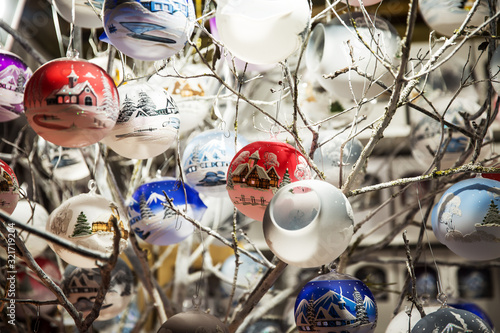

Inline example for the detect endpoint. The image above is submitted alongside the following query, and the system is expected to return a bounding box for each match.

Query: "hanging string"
[66,0,78,58]
[270,66,287,140]
[50,1,65,57]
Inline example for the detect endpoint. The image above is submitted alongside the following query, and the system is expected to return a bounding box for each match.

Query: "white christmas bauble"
[215,0,310,65]
[306,12,400,101]
[102,0,196,61]
[101,80,180,159]
[52,0,103,28]
[46,191,129,268]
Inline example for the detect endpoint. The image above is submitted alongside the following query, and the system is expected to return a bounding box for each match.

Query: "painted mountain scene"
[0,51,32,121]
[24,59,119,147]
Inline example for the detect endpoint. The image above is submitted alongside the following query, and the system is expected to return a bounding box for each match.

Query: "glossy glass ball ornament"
[215,0,310,65]
[127,177,207,245]
[24,58,120,148]
[263,180,354,268]
[226,141,312,222]
[411,307,493,333]
[0,50,32,122]
[419,0,489,37]
[410,97,491,170]
[306,12,400,101]
[46,188,129,268]
[157,310,229,333]
[384,305,442,333]
[52,0,104,28]
[62,258,134,321]
[432,177,500,261]
[101,80,180,159]
[182,130,248,198]
[102,0,196,61]
[340,0,381,6]
[295,270,377,333]
[0,159,19,215]
[220,252,267,298]
[448,300,494,329]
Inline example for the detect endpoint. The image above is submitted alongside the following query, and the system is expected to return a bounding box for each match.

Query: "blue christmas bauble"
[411,307,493,333]
[127,177,206,245]
[432,177,500,261]
[294,270,377,333]
[182,130,248,197]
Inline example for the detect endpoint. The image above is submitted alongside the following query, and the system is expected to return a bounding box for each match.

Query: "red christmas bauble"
[226,141,312,221]
[24,58,120,148]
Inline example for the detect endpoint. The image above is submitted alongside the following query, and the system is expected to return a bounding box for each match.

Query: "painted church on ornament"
[231,151,280,190]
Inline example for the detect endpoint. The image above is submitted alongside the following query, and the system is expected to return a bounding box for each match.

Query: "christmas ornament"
[62,258,134,321]
[127,177,206,245]
[182,130,248,198]
[448,300,494,329]
[52,0,104,28]
[411,307,493,333]
[215,0,310,65]
[226,141,312,222]
[419,0,489,37]
[157,310,229,333]
[102,0,196,61]
[0,159,19,215]
[101,80,180,159]
[263,180,354,268]
[306,12,400,101]
[24,58,120,148]
[0,50,32,122]
[432,177,500,261]
[340,0,382,6]
[295,270,378,333]
[0,199,49,259]
[220,252,267,298]
[384,305,441,333]
[410,97,491,170]
[46,187,129,268]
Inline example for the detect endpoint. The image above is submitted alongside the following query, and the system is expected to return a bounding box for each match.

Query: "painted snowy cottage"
[231,151,280,189]
[46,66,97,106]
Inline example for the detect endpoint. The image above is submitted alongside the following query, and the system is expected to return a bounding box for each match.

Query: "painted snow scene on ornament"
[295,279,377,333]
[0,50,32,122]
[102,81,180,159]
[24,59,119,147]
[128,178,207,245]
[0,159,19,215]
[411,307,492,333]
[227,141,312,221]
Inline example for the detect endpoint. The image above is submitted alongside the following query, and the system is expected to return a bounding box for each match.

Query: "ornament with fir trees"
[46,187,129,268]
[0,158,20,215]
[127,177,207,245]
[294,270,377,333]
[101,80,180,159]
[411,307,493,333]
[24,58,120,148]
[432,177,500,261]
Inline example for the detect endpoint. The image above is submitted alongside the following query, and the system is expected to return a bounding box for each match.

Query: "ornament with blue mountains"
[295,270,377,333]
[127,177,206,245]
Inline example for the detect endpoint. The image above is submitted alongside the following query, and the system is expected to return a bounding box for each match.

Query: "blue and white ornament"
[411,307,493,333]
[127,177,206,245]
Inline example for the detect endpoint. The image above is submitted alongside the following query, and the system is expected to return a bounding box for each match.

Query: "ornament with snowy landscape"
[24,58,119,148]
[46,191,129,268]
[226,141,312,222]
[101,80,180,159]
[411,307,493,333]
[127,177,207,245]
[182,130,248,197]
[432,177,500,261]
[0,159,19,215]
[294,270,377,333]
[0,50,32,122]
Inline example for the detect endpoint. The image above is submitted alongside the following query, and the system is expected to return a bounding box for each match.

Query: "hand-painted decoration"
[263,180,354,268]
[411,307,493,333]
[127,177,206,245]
[295,270,378,333]
[385,305,441,333]
[157,310,229,333]
[410,97,491,170]
[306,12,400,101]
[0,50,32,122]
[432,177,500,261]
[226,141,312,222]
[215,0,310,65]
[219,252,267,299]
[52,0,104,28]
[448,300,494,330]
[102,0,196,61]
[182,130,248,197]
[47,191,129,267]
[62,258,134,321]
[0,159,19,215]
[419,0,489,37]
[101,80,180,159]
[24,58,120,148]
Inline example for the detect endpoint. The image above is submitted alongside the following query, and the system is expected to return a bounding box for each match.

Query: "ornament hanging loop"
[436,292,448,307]
[66,48,79,59]
[88,179,97,195]
[192,294,201,310]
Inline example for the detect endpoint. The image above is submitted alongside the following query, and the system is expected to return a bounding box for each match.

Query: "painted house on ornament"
[0,171,14,192]
[231,151,280,189]
[46,66,97,106]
